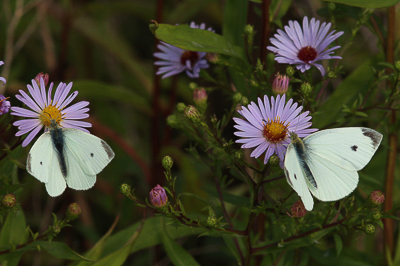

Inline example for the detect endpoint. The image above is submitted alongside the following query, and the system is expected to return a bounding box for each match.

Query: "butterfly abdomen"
[50,127,68,178]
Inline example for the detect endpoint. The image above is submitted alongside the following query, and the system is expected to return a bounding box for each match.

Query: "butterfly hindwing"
[284,144,314,211]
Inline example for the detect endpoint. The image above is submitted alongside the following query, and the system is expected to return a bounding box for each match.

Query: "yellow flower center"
[262,117,289,143]
[39,104,64,127]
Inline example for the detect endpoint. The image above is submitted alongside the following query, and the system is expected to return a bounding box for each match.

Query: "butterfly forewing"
[28,132,67,196]
[62,128,115,175]
[284,144,314,211]
[302,127,383,171]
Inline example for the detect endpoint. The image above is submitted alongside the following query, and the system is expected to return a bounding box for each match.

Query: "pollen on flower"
[39,104,64,127]
[297,46,317,63]
[180,50,199,65]
[262,117,289,143]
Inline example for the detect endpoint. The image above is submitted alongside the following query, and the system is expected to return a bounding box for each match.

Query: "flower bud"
[66,202,81,221]
[193,88,207,113]
[52,225,61,234]
[268,155,280,166]
[207,214,217,227]
[289,200,306,218]
[368,190,385,206]
[184,105,201,123]
[0,95,11,115]
[372,210,381,220]
[234,150,243,160]
[300,82,313,96]
[149,185,168,208]
[189,82,198,90]
[272,73,289,95]
[176,102,187,113]
[34,72,49,87]
[166,115,180,128]
[394,61,400,73]
[233,92,243,103]
[365,224,375,235]
[286,66,295,77]
[162,156,173,170]
[120,183,132,196]
[210,114,218,124]
[1,193,16,208]
[241,97,249,106]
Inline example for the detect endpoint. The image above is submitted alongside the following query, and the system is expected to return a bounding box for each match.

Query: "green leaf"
[0,250,25,266]
[152,24,246,61]
[333,233,343,257]
[323,0,400,8]
[162,222,200,266]
[0,209,27,251]
[28,241,91,261]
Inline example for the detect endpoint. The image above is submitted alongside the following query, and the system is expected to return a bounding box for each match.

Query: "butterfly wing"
[62,128,115,190]
[303,127,382,201]
[284,143,314,211]
[27,133,67,197]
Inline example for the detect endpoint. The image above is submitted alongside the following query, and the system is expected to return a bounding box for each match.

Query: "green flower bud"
[300,82,313,96]
[66,203,81,221]
[206,52,219,63]
[120,184,132,196]
[241,97,249,106]
[1,193,16,208]
[207,214,217,227]
[394,61,400,73]
[52,225,61,234]
[286,66,295,77]
[162,156,173,170]
[176,102,187,113]
[372,210,381,220]
[189,82,198,90]
[210,114,218,124]
[268,155,280,166]
[233,92,243,103]
[184,105,201,123]
[234,150,243,160]
[365,224,375,235]
[166,114,180,128]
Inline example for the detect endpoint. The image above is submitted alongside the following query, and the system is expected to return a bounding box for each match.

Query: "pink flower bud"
[368,190,385,206]
[272,73,289,95]
[150,184,168,208]
[289,200,306,218]
[34,72,49,87]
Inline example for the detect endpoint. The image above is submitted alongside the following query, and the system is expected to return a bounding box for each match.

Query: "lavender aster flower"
[267,17,343,76]
[11,78,91,147]
[154,22,212,79]
[0,95,11,115]
[233,94,317,168]
[150,184,168,208]
[0,61,6,85]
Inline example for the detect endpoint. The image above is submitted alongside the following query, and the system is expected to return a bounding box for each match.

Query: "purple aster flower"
[154,22,212,79]
[11,78,91,147]
[233,94,317,168]
[0,95,11,115]
[0,61,6,85]
[149,184,168,208]
[267,17,343,76]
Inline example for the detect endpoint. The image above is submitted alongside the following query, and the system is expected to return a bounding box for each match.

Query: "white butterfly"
[27,120,115,197]
[284,127,383,211]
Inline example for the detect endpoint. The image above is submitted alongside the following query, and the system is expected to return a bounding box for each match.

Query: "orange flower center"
[39,104,65,127]
[262,117,289,143]
[297,46,317,63]
[180,51,199,66]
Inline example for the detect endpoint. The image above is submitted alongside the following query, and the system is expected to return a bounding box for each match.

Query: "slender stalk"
[260,0,270,66]
[383,6,396,259]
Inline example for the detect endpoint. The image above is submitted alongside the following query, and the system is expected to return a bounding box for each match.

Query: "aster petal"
[250,141,269,158]
[241,138,265,148]
[28,82,45,109]
[62,101,90,114]
[61,120,92,129]
[47,82,54,106]
[239,106,263,130]
[0,77,6,84]
[21,124,43,147]
[10,107,39,118]
[17,91,42,113]
[59,91,79,110]
[312,63,326,76]
[53,82,67,105]
[56,82,73,108]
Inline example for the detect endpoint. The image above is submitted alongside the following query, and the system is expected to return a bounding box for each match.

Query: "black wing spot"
[101,140,115,159]
[27,154,32,172]
[294,174,297,180]
[90,153,94,157]
[351,145,358,151]
[40,161,43,165]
